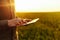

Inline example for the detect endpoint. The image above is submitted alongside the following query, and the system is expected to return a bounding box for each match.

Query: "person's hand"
[8,18,31,27]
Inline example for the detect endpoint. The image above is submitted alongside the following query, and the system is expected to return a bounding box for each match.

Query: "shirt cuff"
[0,20,8,29]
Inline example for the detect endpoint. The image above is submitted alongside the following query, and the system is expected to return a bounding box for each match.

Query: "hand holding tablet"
[23,18,39,25]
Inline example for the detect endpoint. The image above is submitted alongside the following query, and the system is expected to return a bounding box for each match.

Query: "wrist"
[8,20,13,27]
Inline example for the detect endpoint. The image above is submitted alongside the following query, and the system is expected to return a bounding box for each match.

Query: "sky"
[15,0,60,12]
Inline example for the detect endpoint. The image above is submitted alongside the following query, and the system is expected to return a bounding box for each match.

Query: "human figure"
[0,0,31,40]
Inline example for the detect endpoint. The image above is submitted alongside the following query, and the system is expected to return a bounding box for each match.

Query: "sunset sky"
[15,0,60,12]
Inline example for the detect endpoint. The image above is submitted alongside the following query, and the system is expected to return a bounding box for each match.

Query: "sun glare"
[15,0,60,12]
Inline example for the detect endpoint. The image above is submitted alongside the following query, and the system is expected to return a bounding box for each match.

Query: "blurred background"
[16,12,60,40]
[15,0,60,40]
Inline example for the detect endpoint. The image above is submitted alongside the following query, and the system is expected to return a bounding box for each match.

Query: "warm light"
[15,0,60,12]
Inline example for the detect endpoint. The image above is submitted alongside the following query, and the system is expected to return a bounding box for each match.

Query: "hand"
[8,18,31,27]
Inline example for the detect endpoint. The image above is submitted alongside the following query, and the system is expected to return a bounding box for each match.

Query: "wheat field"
[16,12,60,40]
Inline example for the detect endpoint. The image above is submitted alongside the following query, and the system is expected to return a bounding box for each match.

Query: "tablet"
[23,18,39,25]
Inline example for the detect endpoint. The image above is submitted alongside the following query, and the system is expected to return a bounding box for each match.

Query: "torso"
[0,0,16,40]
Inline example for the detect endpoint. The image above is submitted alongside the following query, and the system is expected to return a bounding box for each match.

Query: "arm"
[0,18,31,29]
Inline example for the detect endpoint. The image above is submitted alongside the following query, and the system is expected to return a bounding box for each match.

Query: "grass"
[16,12,60,40]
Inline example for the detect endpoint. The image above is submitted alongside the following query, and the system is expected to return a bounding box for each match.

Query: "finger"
[20,19,32,25]
[23,19,32,22]
[17,18,25,25]
[16,21,21,26]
